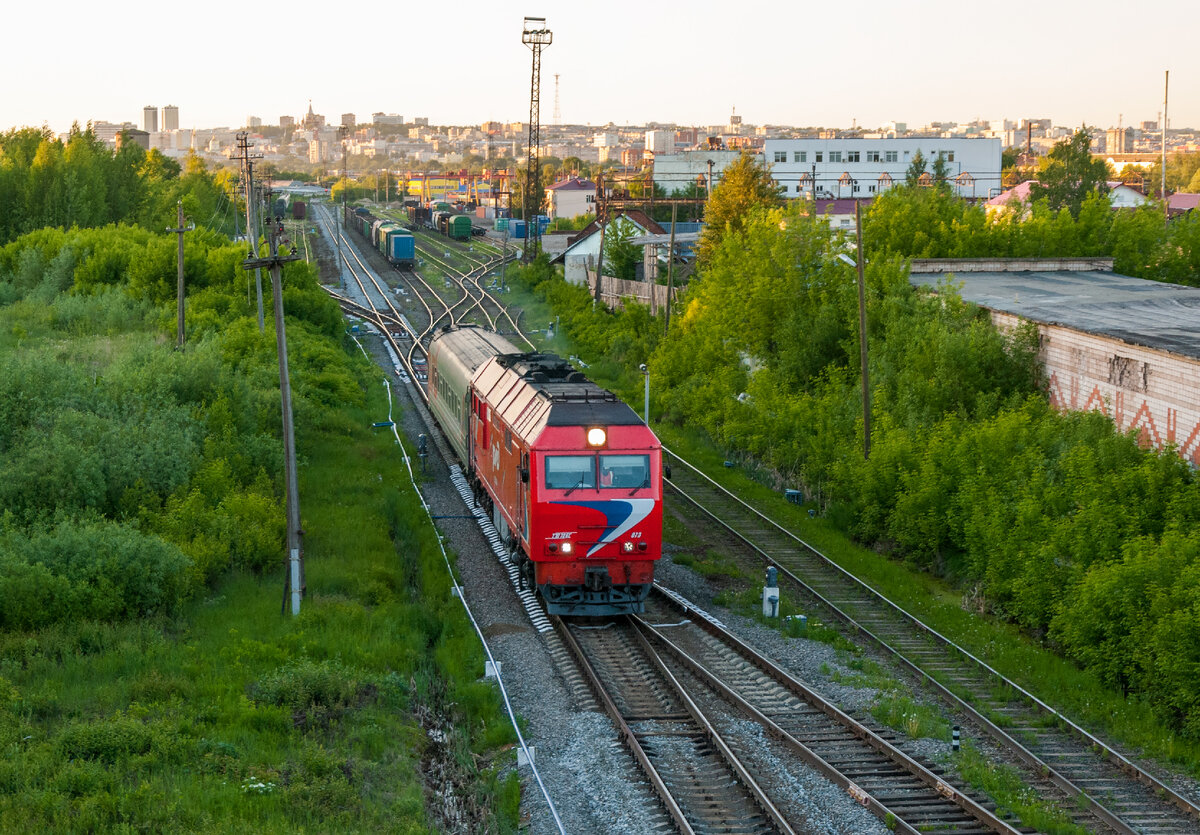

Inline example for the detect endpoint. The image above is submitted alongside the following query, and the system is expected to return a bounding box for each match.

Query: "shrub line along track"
[662,450,1200,835]
[314,207,1060,832]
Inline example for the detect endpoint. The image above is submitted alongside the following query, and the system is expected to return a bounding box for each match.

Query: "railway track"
[559,586,1026,834]
[555,613,794,835]
[662,451,1200,835]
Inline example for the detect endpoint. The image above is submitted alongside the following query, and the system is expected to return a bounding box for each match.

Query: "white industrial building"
[652,150,742,197]
[762,137,1003,200]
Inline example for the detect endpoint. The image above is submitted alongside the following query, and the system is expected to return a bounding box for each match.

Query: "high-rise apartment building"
[144,105,158,134]
[162,105,179,131]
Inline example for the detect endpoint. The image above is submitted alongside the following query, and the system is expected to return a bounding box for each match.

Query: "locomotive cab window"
[545,455,595,490]
[599,454,651,489]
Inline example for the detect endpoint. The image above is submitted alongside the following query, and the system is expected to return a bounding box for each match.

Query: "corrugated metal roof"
[910,269,1200,359]
[1169,192,1200,211]
[546,177,596,191]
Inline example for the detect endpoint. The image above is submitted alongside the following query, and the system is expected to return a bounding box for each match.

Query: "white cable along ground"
[350,334,566,834]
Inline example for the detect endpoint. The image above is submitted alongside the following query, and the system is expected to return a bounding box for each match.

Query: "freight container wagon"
[385,229,416,268]
[292,200,307,220]
[375,222,402,257]
[433,211,452,236]
[447,214,472,241]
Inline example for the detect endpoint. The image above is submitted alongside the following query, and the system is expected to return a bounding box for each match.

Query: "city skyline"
[5,1,1199,136]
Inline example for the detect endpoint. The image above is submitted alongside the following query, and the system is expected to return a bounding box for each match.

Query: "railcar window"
[599,454,651,489]
[545,455,595,490]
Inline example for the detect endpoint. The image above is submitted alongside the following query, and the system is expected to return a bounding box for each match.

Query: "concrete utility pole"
[1163,70,1169,223]
[243,221,303,615]
[236,131,265,331]
[168,200,194,348]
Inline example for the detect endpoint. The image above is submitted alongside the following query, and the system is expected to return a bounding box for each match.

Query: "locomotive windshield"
[545,455,595,490]
[599,454,651,489]
[544,454,651,490]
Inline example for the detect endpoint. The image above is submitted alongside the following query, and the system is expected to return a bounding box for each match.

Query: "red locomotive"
[428,325,663,615]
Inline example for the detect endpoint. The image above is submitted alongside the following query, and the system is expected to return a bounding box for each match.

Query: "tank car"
[428,325,662,615]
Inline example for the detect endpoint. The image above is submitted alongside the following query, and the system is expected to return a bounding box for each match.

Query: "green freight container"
[448,215,472,241]
[494,217,510,232]
[376,222,401,256]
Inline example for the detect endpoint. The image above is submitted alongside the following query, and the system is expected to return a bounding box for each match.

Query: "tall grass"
[0,345,519,832]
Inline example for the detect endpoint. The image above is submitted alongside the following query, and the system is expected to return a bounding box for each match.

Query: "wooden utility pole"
[168,200,193,348]
[243,220,303,615]
[236,132,265,332]
[664,202,677,333]
[855,199,870,460]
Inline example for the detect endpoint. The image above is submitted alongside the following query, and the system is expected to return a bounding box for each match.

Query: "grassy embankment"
[0,233,519,832]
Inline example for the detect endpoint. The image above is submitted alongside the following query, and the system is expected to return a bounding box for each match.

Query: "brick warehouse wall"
[991,311,1200,465]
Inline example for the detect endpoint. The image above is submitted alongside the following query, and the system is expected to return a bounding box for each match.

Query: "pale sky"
[6,1,1198,136]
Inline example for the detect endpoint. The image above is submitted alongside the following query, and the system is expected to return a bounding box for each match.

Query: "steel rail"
[639,590,1023,835]
[554,615,793,835]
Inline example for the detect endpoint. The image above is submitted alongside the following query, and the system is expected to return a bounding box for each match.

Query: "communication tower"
[553,74,562,126]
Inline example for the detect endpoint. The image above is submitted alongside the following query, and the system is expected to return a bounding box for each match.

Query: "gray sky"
[6,0,1197,135]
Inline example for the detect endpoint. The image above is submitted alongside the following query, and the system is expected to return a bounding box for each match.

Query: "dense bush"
[250,658,376,729]
[0,521,191,629]
[0,211,347,621]
[863,184,1200,286]
[516,195,1200,740]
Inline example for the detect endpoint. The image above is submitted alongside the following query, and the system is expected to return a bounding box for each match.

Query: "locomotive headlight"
[560,541,574,555]
[622,541,635,553]
[586,427,607,447]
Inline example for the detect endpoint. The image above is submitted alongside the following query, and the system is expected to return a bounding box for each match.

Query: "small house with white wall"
[544,177,597,221]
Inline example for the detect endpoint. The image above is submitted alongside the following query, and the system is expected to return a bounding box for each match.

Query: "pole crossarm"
[243,253,301,270]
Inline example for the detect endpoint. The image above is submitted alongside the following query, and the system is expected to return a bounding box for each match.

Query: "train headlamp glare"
[623,541,635,553]
[561,541,574,555]
[587,427,606,447]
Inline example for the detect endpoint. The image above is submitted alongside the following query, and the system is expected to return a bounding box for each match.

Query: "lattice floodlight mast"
[522,16,551,263]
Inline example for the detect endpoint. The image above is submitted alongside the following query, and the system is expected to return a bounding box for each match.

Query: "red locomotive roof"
[474,352,642,445]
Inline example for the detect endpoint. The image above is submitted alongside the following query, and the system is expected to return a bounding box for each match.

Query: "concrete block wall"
[991,311,1200,465]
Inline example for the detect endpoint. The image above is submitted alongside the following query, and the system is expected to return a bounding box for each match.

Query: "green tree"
[602,216,641,280]
[1030,129,1109,217]
[930,151,952,188]
[696,151,782,268]
[905,149,928,185]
